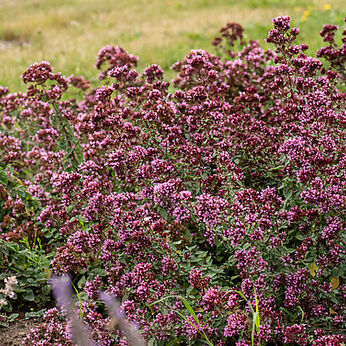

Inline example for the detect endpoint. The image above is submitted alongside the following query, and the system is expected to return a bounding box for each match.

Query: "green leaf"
[77,275,86,289]
[14,287,26,293]
[25,309,46,319]
[1,245,9,256]
[59,136,68,152]
[51,114,58,128]
[74,145,83,164]
[7,313,19,323]
[64,121,75,136]
[165,338,184,346]
[2,300,12,312]
[295,234,305,241]
[0,169,8,186]
[23,289,35,301]
[41,285,51,295]
[66,205,74,213]
[158,207,167,220]
[283,185,292,199]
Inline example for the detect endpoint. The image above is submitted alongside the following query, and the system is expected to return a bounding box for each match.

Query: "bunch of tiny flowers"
[0,275,18,309]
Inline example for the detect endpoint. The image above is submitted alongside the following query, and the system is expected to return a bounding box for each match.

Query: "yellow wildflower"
[323,4,331,10]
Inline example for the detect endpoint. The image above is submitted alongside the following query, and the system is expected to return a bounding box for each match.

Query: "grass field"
[0,0,345,91]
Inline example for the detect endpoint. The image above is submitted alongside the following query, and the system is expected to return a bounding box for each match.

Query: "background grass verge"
[0,0,345,91]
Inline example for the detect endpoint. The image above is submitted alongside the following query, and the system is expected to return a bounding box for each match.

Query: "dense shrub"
[0,16,345,345]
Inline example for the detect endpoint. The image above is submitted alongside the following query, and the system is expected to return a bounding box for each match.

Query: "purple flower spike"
[50,275,95,346]
[100,292,146,346]
[99,292,124,320]
[50,275,72,311]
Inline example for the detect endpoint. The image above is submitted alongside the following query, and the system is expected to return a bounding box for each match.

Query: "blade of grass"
[147,295,213,345]
[252,311,257,346]
[233,290,255,315]
[254,287,261,346]
[173,310,212,345]
[233,289,261,346]
[297,306,305,325]
[179,296,213,345]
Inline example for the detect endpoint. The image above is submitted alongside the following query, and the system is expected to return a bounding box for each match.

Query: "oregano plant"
[0,16,344,345]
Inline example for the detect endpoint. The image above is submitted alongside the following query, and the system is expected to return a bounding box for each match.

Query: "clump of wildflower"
[0,275,17,309]
[1,14,345,346]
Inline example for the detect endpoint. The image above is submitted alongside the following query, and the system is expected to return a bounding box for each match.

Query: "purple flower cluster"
[0,16,345,345]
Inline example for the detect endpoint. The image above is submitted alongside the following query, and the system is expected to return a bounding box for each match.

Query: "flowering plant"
[0,16,345,345]
[0,275,17,310]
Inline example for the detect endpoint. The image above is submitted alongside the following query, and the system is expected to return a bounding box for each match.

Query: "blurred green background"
[0,0,344,91]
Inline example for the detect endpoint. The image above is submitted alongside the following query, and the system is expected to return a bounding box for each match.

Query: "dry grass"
[0,0,344,91]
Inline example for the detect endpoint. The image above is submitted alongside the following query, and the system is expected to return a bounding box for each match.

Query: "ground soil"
[0,318,41,345]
